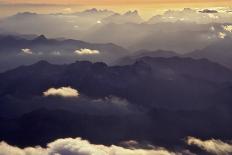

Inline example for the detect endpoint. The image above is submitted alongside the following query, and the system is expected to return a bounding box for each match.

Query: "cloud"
[186,137,232,155]
[0,141,46,155]
[94,96,129,107]
[218,32,227,39]
[209,26,215,31]
[208,14,219,19]
[74,48,100,55]
[63,8,72,13]
[97,20,102,24]
[0,137,180,155]
[51,51,61,56]
[21,48,33,54]
[43,87,79,97]
[223,25,232,32]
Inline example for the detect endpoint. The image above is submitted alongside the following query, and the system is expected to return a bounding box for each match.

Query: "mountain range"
[0,34,129,72]
[0,56,232,149]
[1,9,231,53]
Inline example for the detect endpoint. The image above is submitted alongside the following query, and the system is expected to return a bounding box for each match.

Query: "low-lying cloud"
[74,48,100,55]
[43,86,79,97]
[187,137,232,155]
[218,32,227,39]
[224,25,232,32]
[21,48,33,54]
[0,137,180,155]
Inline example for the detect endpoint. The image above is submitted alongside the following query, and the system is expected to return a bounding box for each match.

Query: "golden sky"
[4,0,232,5]
[1,0,232,19]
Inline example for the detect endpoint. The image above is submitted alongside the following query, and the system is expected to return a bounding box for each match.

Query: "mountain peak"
[82,8,113,13]
[84,8,98,13]
[124,10,139,16]
[33,35,47,41]
[33,60,50,67]
[14,12,37,17]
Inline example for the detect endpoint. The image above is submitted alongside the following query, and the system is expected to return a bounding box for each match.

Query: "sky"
[0,0,232,18]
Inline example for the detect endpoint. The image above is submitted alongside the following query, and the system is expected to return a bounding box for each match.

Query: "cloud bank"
[187,137,232,155]
[43,87,79,97]
[0,137,179,155]
[74,48,100,55]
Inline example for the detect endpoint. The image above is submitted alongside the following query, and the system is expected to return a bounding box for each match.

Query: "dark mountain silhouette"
[1,57,232,150]
[1,56,232,109]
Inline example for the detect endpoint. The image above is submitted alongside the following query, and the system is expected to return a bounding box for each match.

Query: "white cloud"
[0,137,180,155]
[21,48,33,54]
[43,86,79,97]
[74,25,79,29]
[210,26,215,31]
[208,14,219,19]
[223,25,232,32]
[218,32,227,39]
[74,48,100,55]
[0,141,46,155]
[187,137,232,155]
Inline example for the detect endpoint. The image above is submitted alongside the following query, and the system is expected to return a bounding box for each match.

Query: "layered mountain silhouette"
[1,56,232,149]
[1,56,232,109]
[0,34,128,72]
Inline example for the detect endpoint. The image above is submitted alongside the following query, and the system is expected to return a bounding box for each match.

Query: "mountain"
[147,8,232,24]
[0,11,113,37]
[116,49,179,65]
[0,35,129,72]
[102,10,144,24]
[1,56,232,109]
[186,37,232,69]
[1,57,232,148]
[81,22,221,53]
[73,8,115,18]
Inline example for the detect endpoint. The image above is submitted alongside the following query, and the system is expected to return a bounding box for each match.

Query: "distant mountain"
[0,10,114,36]
[116,49,179,65]
[147,8,232,24]
[73,8,115,18]
[186,37,232,69]
[81,22,221,52]
[102,10,143,24]
[0,35,129,72]
[0,34,128,55]
[0,11,226,52]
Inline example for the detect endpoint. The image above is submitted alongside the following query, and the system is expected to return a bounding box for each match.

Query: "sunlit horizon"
[0,0,232,19]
